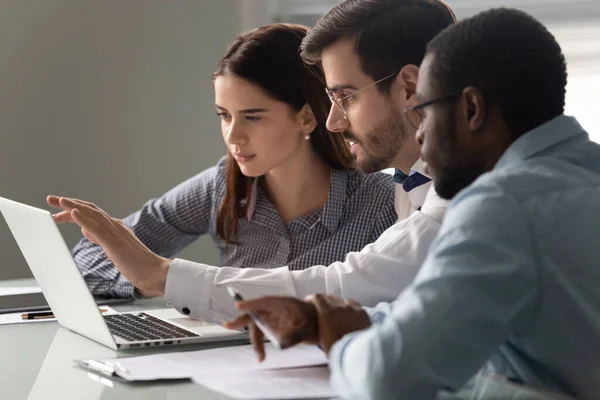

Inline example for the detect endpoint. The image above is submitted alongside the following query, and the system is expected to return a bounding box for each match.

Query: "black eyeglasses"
[404,89,463,130]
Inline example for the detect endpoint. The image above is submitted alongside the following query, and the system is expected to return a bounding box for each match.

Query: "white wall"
[0,0,242,280]
[449,0,600,141]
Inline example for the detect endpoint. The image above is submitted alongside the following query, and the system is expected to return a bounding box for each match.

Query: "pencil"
[21,308,108,320]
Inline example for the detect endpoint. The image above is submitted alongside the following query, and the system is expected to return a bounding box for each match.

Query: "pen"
[21,311,54,320]
[21,308,108,320]
[226,287,282,349]
[83,360,116,377]
[79,360,129,378]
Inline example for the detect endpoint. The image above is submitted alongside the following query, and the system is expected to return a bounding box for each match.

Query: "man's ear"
[298,104,318,134]
[397,64,419,102]
[461,86,486,132]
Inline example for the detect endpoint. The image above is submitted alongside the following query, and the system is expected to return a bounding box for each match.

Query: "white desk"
[0,278,244,400]
[1,279,572,400]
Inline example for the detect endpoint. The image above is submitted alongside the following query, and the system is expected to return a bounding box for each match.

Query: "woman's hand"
[47,195,170,296]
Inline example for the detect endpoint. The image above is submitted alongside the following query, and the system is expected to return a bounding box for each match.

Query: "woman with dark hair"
[49,23,396,299]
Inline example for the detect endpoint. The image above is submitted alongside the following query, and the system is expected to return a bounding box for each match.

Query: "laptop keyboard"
[104,313,200,342]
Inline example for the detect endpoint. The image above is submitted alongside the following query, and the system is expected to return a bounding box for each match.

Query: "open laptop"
[0,197,248,350]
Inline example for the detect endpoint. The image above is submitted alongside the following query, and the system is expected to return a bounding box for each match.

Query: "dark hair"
[301,0,456,94]
[426,8,567,136]
[213,23,354,244]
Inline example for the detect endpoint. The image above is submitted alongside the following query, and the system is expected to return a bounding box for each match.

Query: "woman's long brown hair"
[214,23,354,245]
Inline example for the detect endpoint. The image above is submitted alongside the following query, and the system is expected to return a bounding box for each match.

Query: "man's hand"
[225,294,372,361]
[306,294,371,355]
[224,296,319,362]
[47,195,170,296]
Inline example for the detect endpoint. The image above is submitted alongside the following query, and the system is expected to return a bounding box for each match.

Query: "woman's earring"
[304,134,310,140]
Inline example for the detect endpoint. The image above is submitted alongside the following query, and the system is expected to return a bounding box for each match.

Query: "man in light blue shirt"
[226,7,600,400]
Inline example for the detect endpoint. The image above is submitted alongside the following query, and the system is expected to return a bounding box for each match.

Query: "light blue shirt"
[329,115,600,400]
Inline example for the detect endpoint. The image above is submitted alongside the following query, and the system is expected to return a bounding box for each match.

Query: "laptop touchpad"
[145,308,239,335]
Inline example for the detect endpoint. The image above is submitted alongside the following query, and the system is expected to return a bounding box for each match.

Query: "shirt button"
[182,307,191,315]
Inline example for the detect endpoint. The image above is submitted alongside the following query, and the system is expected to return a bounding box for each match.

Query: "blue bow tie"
[392,169,431,193]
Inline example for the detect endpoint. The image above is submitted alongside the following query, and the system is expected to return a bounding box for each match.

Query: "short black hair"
[426,8,567,136]
[301,0,456,94]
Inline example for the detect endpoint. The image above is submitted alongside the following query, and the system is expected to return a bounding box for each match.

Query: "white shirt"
[165,161,448,323]
[395,159,432,220]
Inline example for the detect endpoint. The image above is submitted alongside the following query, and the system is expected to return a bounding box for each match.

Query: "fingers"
[306,294,360,309]
[306,293,330,312]
[51,210,75,224]
[223,314,253,331]
[70,209,107,244]
[47,195,61,208]
[50,197,110,225]
[49,196,100,224]
[58,199,111,230]
[48,196,109,239]
[58,197,97,212]
[249,323,266,362]
[235,296,285,313]
[70,208,99,229]
[48,195,100,210]
[224,315,266,361]
[48,196,97,225]
[59,196,99,208]
[50,200,108,244]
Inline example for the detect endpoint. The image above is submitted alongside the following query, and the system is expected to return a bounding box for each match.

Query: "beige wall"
[0,0,243,279]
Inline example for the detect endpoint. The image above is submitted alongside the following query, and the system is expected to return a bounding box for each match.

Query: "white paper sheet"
[0,306,116,326]
[192,366,335,400]
[0,286,42,296]
[96,343,328,381]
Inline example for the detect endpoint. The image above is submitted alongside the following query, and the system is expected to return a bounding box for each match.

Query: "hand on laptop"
[47,195,170,297]
[225,294,371,361]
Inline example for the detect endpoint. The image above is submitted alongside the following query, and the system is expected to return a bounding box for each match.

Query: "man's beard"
[350,107,407,174]
[431,123,485,200]
[434,164,484,200]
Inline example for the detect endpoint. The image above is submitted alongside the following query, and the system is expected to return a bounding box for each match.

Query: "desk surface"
[1,279,571,400]
[0,278,240,400]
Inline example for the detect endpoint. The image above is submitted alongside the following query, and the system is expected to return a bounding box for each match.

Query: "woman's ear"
[297,104,318,135]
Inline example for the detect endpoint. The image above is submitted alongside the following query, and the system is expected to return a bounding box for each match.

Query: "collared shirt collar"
[495,115,587,170]
[320,169,349,232]
[246,169,349,233]
[393,159,432,193]
[393,169,409,184]
[410,158,429,178]
[246,178,259,220]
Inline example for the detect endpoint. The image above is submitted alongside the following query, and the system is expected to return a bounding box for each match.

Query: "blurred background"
[0,0,598,280]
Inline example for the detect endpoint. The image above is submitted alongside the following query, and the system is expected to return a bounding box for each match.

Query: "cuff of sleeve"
[365,302,392,325]
[165,258,216,320]
[329,330,361,395]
